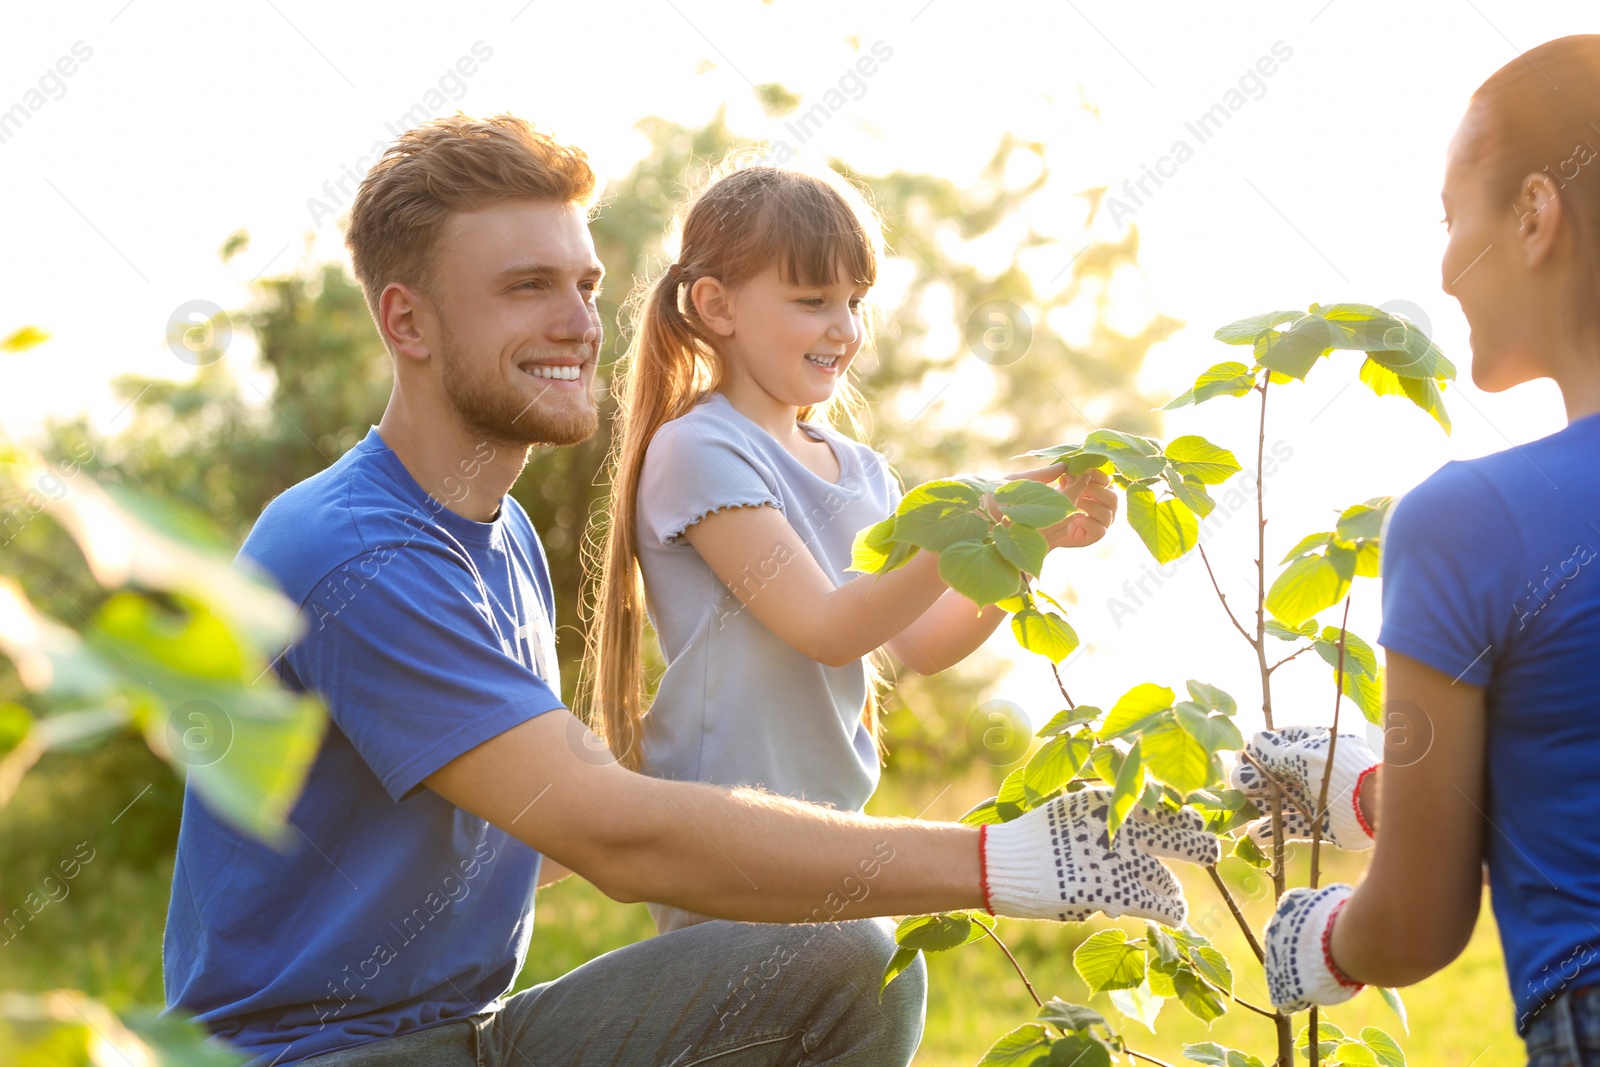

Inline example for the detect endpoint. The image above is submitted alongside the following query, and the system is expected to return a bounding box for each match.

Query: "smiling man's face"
[426,198,604,447]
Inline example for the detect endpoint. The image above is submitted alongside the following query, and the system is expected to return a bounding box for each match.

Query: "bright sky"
[4,0,1593,748]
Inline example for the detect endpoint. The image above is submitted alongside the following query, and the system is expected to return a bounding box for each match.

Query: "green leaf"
[977,1023,1053,1067]
[1174,702,1243,758]
[937,539,1021,607]
[1163,361,1259,409]
[1232,835,1270,868]
[1073,928,1147,994]
[1184,1042,1268,1067]
[1141,717,1210,794]
[1358,1027,1407,1067]
[1024,733,1093,799]
[894,910,995,952]
[1,325,51,352]
[1335,497,1394,543]
[1012,608,1079,663]
[995,479,1075,527]
[1172,967,1227,1023]
[1264,618,1317,642]
[880,946,921,993]
[850,515,903,573]
[1047,1033,1112,1067]
[1315,629,1385,723]
[0,578,122,703]
[1296,1022,1347,1060]
[1318,303,1411,352]
[1146,922,1181,964]
[1088,743,1122,786]
[1099,683,1175,740]
[1188,944,1233,997]
[1108,740,1146,842]
[1214,309,1307,345]
[1377,987,1409,1033]
[1254,315,1333,379]
[1330,1041,1380,1066]
[1164,436,1243,485]
[892,479,989,549]
[1359,357,1452,433]
[1126,486,1199,564]
[0,701,32,754]
[994,523,1050,577]
[959,797,1005,825]
[1167,474,1217,520]
[1037,998,1106,1032]
[1109,981,1164,1031]
[1266,554,1350,629]
[1038,707,1098,737]
[1280,531,1335,564]
[1082,429,1169,480]
[1363,321,1455,378]
[1185,680,1236,716]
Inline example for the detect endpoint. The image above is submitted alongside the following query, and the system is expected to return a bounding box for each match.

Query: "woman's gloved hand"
[1230,727,1380,850]
[1264,883,1365,1012]
[978,788,1221,927]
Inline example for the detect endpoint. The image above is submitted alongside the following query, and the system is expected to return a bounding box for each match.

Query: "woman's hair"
[1466,34,1600,342]
[580,161,887,771]
[344,113,596,330]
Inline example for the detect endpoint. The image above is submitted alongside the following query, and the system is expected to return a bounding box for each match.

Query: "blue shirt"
[163,429,566,1065]
[1377,411,1600,1032]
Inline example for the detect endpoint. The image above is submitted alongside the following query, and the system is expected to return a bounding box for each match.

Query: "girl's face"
[1440,103,1559,392]
[713,262,868,410]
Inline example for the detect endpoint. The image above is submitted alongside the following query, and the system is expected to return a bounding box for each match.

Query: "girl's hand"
[1003,463,1119,550]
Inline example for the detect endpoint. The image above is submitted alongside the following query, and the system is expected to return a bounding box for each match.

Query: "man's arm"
[425,710,985,921]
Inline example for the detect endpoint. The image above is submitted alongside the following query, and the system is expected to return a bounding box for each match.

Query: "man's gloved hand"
[1264,883,1364,1012]
[1230,727,1379,851]
[978,788,1221,928]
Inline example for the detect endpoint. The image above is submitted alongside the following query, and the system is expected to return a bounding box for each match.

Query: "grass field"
[1,743,1525,1066]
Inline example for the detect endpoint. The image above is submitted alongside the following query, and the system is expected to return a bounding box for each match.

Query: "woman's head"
[1444,35,1600,392]
[581,162,886,770]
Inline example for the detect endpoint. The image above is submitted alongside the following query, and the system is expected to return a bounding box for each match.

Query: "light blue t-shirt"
[1376,410,1600,1032]
[164,429,565,1065]
[635,393,900,855]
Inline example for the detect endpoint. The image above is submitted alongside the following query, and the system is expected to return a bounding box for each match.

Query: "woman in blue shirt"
[1251,33,1600,1065]
[1248,33,1600,1067]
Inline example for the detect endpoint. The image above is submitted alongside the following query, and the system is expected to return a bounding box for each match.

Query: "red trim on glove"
[1351,764,1380,840]
[1322,896,1365,992]
[978,824,995,915]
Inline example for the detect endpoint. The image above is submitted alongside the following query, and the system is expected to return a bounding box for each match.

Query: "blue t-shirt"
[163,428,566,1065]
[1377,411,1600,1032]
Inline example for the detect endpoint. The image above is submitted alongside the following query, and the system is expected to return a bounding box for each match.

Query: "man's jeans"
[302,916,927,1066]
[1527,985,1600,1067]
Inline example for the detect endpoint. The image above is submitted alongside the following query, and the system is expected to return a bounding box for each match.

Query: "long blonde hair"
[581,162,888,771]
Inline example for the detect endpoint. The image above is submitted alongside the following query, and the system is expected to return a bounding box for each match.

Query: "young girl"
[1246,35,1600,1066]
[584,163,1118,934]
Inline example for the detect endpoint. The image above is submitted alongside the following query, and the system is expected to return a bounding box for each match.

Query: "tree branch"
[1267,644,1314,674]
[978,922,1042,1009]
[1049,660,1075,711]
[1128,1051,1178,1067]
[1206,864,1265,963]
[1240,750,1320,827]
[1197,541,1258,649]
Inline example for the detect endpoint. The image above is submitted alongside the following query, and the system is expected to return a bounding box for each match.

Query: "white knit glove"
[979,788,1221,928]
[1230,727,1379,851]
[1264,883,1364,1012]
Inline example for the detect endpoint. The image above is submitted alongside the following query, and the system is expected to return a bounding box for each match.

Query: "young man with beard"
[162,114,1218,1067]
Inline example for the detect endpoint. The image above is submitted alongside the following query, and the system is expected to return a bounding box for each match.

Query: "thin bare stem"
[1267,644,1314,674]
[1310,1005,1321,1067]
[978,922,1042,1009]
[1198,541,1257,648]
[1234,994,1279,1019]
[1206,864,1266,963]
[1049,660,1075,710]
[1240,750,1320,827]
[1310,595,1353,891]
[1128,1051,1178,1067]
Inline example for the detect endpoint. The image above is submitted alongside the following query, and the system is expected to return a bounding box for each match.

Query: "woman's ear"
[689,276,737,338]
[1515,171,1566,270]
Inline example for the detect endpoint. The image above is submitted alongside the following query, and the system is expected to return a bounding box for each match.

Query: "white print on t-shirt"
[1513,540,1597,630]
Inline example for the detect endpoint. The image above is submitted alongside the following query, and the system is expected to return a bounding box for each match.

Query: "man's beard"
[437,324,599,448]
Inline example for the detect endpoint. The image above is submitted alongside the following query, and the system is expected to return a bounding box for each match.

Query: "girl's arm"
[1329,648,1488,985]
[682,468,1116,671]
[884,468,1117,674]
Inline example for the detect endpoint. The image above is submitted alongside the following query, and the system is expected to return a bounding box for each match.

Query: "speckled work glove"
[978,788,1221,928]
[1264,883,1364,1012]
[1230,727,1379,851]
